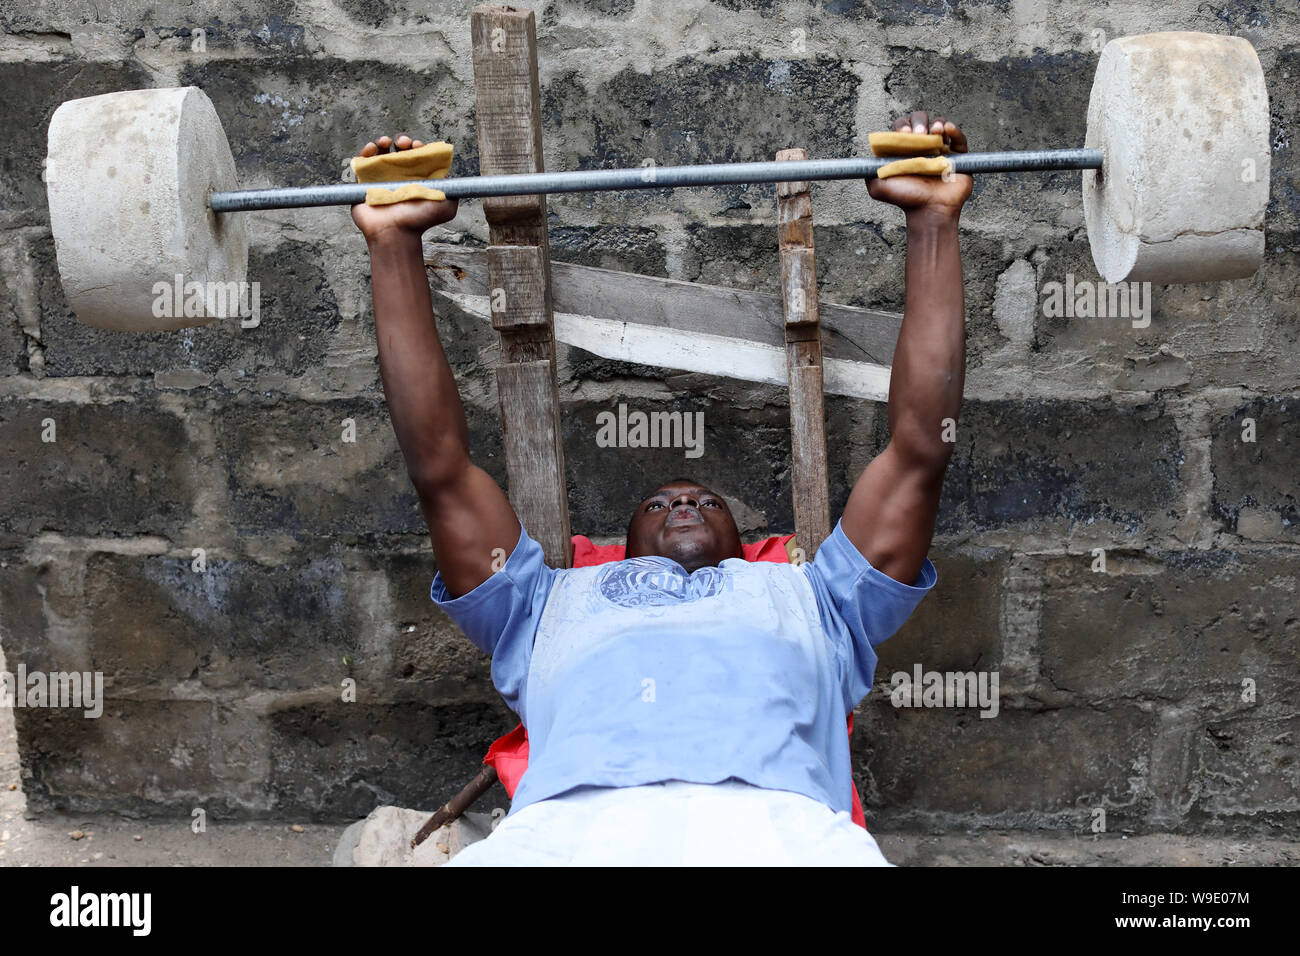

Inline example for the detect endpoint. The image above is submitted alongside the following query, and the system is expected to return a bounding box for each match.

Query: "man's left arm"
[840,112,973,585]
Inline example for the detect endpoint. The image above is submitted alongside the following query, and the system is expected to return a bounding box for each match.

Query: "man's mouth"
[665,507,702,527]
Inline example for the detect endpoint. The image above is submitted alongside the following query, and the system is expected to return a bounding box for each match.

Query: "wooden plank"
[776,147,830,558]
[470,4,570,568]
[470,5,547,244]
[787,356,829,555]
[496,361,570,565]
[780,247,819,329]
[432,287,893,401]
[487,245,552,331]
[424,242,903,367]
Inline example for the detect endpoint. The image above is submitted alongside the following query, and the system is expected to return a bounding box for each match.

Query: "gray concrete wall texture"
[0,0,1296,835]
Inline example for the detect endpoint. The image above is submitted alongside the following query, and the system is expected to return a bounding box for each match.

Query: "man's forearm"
[887,207,966,468]
[366,229,471,490]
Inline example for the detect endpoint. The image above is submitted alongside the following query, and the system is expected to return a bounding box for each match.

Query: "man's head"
[625,477,744,573]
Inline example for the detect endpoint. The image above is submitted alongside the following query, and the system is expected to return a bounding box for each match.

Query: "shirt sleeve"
[429,520,558,716]
[801,518,938,712]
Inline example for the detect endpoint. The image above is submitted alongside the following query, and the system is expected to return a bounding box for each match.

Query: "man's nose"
[669,492,699,510]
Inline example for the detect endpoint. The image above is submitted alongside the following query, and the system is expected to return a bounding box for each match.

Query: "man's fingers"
[944,121,969,153]
[930,117,969,153]
[930,117,947,149]
[356,132,434,160]
[890,115,967,153]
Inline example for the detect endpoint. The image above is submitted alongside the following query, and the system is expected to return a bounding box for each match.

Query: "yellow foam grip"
[867,131,946,157]
[876,156,953,179]
[364,183,447,205]
[350,141,454,205]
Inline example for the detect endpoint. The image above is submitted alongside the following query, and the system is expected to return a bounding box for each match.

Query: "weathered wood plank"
[470,4,548,244]
[486,245,552,331]
[776,147,830,559]
[470,4,570,568]
[787,355,829,555]
[424,243,903,367]
[435,287,893,401]
[495,361,570,565]
[780,247,820,329]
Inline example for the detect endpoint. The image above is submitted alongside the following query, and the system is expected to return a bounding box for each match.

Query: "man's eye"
[647,502,664,510]
[703,500,721,508]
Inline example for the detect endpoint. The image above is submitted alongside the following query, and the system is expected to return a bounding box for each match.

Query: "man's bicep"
[428,512,556,716]
[419,464,523,599]
[805,520,938,707]
[839,441,945,586]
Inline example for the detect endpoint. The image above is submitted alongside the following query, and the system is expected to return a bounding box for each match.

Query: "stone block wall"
[0,0,1296,832]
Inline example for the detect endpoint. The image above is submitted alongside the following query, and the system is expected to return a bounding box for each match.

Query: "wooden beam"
[470,4,571,569]
[496,361,569,542]
[424,243,903,368]
[470,5,548,248]
[776,147,831,559]
[434,286,893,401]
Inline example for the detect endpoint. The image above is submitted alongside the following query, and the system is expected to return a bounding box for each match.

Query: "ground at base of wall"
[1,801,1295,867]
[877,831,1298,867]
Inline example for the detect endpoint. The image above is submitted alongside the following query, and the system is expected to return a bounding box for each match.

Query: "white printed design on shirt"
[595,558,733,608]
[526,561,826,694]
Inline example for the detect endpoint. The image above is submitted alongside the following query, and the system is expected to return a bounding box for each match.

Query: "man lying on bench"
[349,111,971,866]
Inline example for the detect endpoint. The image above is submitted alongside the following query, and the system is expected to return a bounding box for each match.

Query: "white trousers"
[445,780,893,867]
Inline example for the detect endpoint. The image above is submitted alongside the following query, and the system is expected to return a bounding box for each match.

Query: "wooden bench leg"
[777,147,831,560]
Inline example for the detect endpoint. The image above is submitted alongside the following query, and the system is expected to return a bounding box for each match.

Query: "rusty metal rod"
[410,765,500,849]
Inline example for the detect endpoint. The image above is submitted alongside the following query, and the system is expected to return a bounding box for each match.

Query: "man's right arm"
[353,134,522,600]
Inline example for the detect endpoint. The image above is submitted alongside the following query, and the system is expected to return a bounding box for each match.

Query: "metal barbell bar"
[209,149,1104,213]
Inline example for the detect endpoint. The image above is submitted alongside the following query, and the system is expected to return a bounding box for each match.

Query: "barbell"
[45,30,1269,333]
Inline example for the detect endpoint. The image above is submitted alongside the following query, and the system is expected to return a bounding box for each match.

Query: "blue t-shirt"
[430,518,937,817]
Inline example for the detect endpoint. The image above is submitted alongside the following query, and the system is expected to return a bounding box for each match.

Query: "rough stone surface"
[265,700,512,819]
[178,57,480,190]
[212,397,429,538]
[931,397,1183,537]
[0,60,153,220]
[1038,549,1300,705]
[876,547,1007,677]
[37,236,344,381]
[1,1,1297,839]
[1211,397,1299,540]
[0,400,194,537]
[337,806,491,866]
[855,700,1163,831]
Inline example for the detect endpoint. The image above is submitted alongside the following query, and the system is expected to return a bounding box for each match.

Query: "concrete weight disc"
[46,86,248,331]
[1082,32,1269,284]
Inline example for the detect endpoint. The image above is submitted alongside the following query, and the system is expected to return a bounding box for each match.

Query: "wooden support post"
[420,5,570,841]
[470,4,572,569]
[776,148,831,559]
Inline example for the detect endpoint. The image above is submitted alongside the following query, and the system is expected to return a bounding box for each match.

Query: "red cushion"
[571,533,797,567]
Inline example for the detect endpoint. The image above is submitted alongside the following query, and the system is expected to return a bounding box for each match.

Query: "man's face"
[625,480,744,573]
